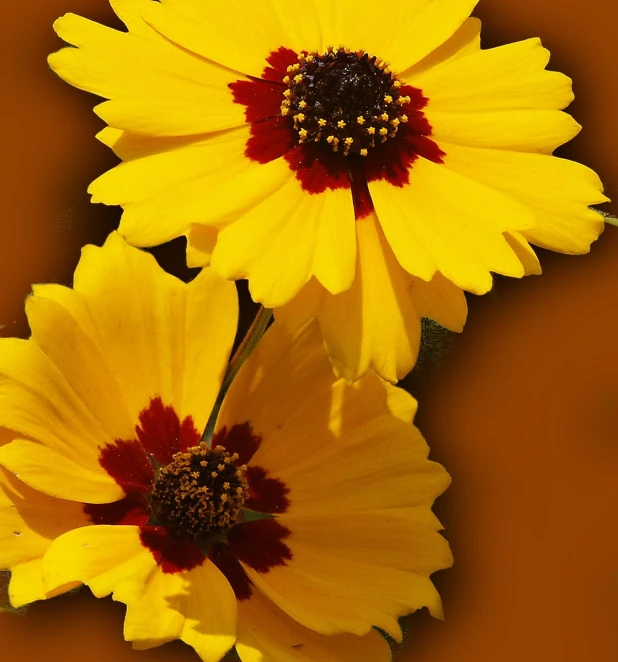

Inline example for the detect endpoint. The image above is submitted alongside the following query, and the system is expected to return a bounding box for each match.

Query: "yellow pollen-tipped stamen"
[283,75,290,84]
[380,113,389,122]
[294,74,303,83]
[360,148,368,156]
[283,89,292,98]
[344,137,354,145]
[379,127,388,136]
[299,100,307,109]
[400,114,408,123]
[393,80,402,88]
[299,128,308,140]
[305,54,314,62]
[337,120,346,129]
[294,113,306,122]
[384,95,393,104]
[318,118,327,127]
[357,116,365,125]
[367,126,376,135]
[280,107,289,116]
[326,135,335,143]
[391,118,400,127]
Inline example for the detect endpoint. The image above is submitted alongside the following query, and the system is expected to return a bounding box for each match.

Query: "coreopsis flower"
[0,233,452,661]
[48,0,607,382]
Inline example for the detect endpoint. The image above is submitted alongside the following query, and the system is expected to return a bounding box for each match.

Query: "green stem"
[202,305,273,443]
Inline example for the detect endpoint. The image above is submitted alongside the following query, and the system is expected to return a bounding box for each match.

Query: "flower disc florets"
[281,47,410,156]
[150,444,249,541]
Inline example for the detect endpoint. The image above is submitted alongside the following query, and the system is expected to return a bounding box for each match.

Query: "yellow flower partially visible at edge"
[48,0,608,382]
[0,233,452,661]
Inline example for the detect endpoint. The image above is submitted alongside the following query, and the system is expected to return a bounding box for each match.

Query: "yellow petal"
[124,560,237,662]
[110,0,159,37]
[70,233,237,433]
[178,561,238,662]
[0,467,89,575]
[9,559,81,609]
[316,214,422,382]
[142,0,288,78]
[236,586,391,662]
[186,225,219,268]
[123,569,186,650]
[250,390,448,518]
[370,157,533,293]
[0,440,123,503]
[312,0,428,57]
[0,338,123,493]
[274,279,325,336]
[440,143,608,253]
[426,109,581,154]
[50,14,243,136]
[504,232,542,276]
[407,38,573,112]
[43,525,157,599]
[311,188,357,295]
[96,127,202,162]
[217,321,336,442]
[212,180,355,307]
[410,272,468,332]
[383,0,479,73]
[268,0,324,53]
[400,17,481,78]
[26,292,135,443]
[45,524,236,661]
[219,321,419,448]
[89,129,272,248]
[242,511,450,639]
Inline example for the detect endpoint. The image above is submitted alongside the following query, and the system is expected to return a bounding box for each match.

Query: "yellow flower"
[0,233,452,661]
[48,0,607,382]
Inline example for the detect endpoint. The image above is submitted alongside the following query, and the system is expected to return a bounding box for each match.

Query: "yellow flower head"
[0,234,451,660]
[48,0,608,382]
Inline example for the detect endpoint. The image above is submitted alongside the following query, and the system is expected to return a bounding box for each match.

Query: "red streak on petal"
[246,466,290,514]
[228,519,292,573]
[99,439,155,494]
[212,422,261,466]
[210,542,253,601]
[262,47,298,83]
[230,79,284,123]
[139,526,206,574]
[136,396,201,466]
[245,116,296,164]
[84,494,150,526]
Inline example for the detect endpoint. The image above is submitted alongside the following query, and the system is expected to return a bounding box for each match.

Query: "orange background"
[1,1,617,660]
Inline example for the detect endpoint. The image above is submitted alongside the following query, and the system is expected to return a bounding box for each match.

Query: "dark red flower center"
[230,46,445,219]
[86,400,291,598]
[282,48,410,157]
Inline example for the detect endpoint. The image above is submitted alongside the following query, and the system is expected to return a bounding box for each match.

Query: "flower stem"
[202,305,273,443]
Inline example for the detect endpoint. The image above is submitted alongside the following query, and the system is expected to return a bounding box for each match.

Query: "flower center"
[150,444,249,542]
[281,48,410,156]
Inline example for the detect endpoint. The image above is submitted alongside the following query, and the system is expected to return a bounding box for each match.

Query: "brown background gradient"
[1,1,617,660]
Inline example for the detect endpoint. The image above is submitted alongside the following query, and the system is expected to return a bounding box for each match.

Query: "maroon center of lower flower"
[150,444,249,542]
[282,48,410,156]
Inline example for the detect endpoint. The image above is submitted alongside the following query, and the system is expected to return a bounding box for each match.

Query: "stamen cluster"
[281,47,410,156]
[150,444,249,541]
